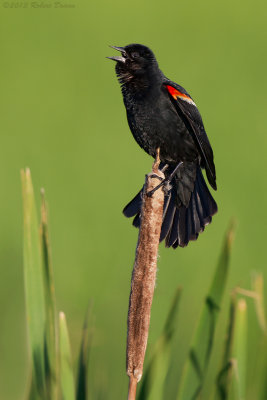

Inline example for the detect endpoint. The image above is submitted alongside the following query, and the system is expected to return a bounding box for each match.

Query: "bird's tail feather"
[122,167,217,248]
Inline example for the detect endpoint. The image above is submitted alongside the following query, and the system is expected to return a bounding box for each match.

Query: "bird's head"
[108,44,159,85]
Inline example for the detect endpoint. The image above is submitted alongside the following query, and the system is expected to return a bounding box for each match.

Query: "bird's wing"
[163,79,217,190]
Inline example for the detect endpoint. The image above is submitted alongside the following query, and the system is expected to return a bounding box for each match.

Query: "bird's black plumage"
[108,44,217,247]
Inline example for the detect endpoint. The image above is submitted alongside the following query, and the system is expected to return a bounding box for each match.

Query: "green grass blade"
[59,312,75,400]
[24,373,40,400]
[177,222,235,400]
[217,275,266,400]
[21,168,46,399]
[40,189,59,400]
[249,274,267,400]
[138,287,182,400]
[258,335,267,400]
[228,299,247,400]
[214,296,237,400]
[247,333,267,400]
[251,273,267,334]
[76,304,93,400]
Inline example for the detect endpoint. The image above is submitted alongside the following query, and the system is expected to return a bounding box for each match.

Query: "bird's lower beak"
[107,45,126,63]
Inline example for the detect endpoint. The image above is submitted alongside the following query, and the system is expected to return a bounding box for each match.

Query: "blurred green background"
[0,0,266,398]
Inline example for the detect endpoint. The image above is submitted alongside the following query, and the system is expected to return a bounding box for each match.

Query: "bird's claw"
[147,177,170,197]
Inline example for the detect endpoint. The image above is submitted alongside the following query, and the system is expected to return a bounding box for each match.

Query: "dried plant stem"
[127,150,165,399]
[128,376,138,400]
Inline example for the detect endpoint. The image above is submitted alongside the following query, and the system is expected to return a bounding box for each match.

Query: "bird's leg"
[147,161,183,197]
[164,161,183,182]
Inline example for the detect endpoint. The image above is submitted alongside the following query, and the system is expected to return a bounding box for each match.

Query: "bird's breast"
[125,92,198,164]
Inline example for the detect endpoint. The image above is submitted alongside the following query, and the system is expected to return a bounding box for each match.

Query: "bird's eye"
[131,52,140,59]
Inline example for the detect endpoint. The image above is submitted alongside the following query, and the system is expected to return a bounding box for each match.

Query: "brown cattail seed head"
[126,153,164,383]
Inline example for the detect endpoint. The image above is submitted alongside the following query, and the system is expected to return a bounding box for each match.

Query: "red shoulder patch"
[165,85,196,106]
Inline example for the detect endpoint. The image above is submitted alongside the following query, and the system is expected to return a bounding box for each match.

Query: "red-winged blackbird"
[108,44,217,248]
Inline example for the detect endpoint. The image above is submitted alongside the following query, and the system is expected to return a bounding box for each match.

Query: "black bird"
[108,44,217,248]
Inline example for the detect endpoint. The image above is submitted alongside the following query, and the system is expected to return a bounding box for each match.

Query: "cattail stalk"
[127,150,165,399]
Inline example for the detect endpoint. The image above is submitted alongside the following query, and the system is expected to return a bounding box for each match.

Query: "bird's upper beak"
[107,46,127,63]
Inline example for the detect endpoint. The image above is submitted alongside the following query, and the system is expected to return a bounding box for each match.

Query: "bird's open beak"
[107,45,127,63]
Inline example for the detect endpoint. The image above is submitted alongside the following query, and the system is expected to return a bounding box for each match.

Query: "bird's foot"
[146,161,183,197]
